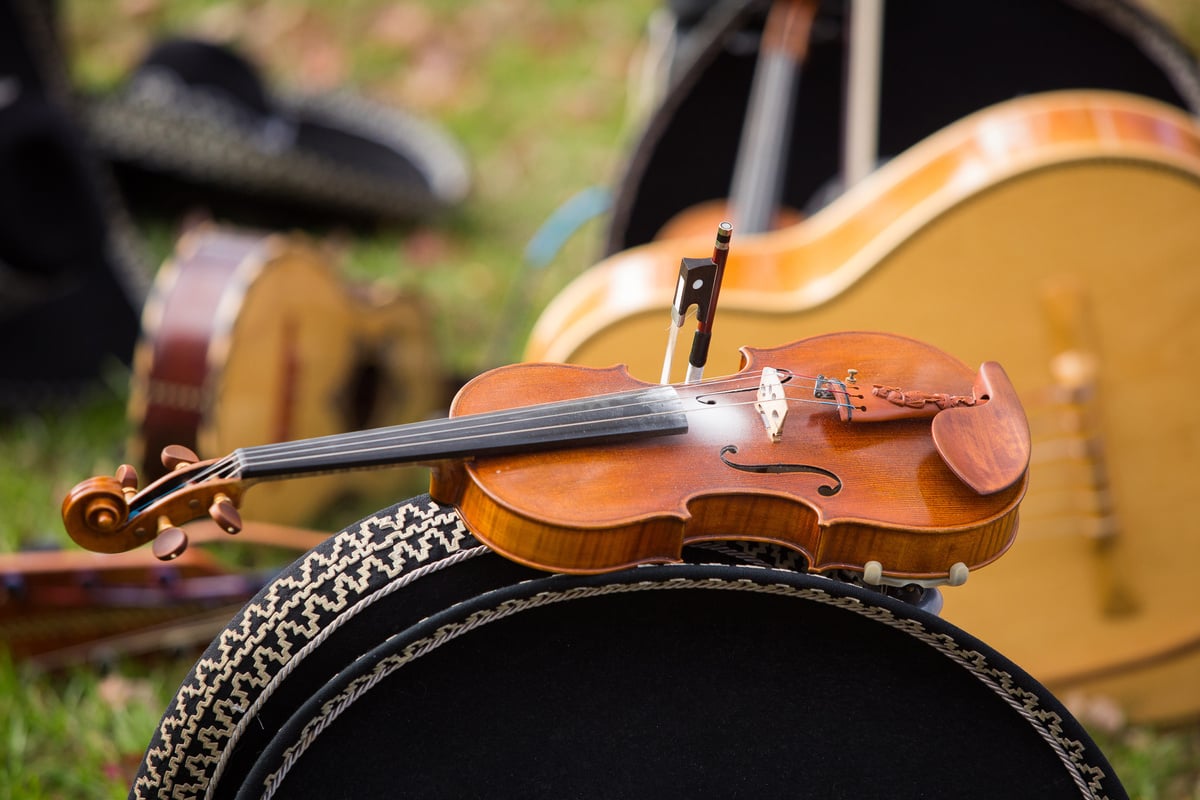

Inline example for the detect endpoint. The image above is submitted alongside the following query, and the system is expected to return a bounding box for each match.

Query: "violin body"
[434,331,1025,579]
[525,90,1200,723]
[129,224,442,525]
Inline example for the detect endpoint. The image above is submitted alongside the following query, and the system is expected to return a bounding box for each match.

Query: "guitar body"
[607,0,1200,254]
[129,225,442,525]
[526,91,1200,723]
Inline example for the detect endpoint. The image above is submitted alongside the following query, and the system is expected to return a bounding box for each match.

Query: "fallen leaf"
[369,3,437,51]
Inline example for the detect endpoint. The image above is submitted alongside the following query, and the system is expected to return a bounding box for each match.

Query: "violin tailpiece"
[872,385,977,410]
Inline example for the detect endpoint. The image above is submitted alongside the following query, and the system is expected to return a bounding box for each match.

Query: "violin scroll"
[61,476,130,552]
[61,448,247,560]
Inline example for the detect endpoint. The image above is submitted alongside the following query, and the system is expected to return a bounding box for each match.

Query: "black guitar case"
[131,494,1127,799]
[605,0,1200,253]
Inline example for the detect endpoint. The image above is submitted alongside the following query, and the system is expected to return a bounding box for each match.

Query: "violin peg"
[209,493,243,535]
[161,444,200,471]
[115,464,139,500]
[152,518,189,561]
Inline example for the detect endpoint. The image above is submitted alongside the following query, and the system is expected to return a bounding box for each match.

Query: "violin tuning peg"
[115,464,139,499]
[161,444,200,471]
[209,493,243,535]
[152,518,189,561]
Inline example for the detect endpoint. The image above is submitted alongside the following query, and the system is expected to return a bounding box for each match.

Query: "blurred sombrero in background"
[83,37,471,227]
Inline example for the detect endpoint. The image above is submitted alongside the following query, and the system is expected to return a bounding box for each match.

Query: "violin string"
[229,376,859,472]
[152,373,865,501]
[247,384,851,462]
[140,377,848,526]
[240,368,855,460]
[152,385,706,496]
[242,371,706,452]
[131,454,241,511]
[253,388,856,465]
[258,367,854,448]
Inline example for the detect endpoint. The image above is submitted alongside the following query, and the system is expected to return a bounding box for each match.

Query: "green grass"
[0,386,125,553]
[4,1,1200,797]
[1,651,195,799]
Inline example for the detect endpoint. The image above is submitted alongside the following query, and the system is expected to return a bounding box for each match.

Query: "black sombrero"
[131,494,1128,799]
[0,0,147,412]
[84,37,471,228]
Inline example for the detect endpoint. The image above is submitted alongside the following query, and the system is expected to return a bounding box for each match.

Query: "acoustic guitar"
[525,90,1200,724]
[129,224,443,526]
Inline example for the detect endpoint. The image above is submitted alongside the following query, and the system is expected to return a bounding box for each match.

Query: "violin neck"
[841,0,884,191]
[233,386,689,481]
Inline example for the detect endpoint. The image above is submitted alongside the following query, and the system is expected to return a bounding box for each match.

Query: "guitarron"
[129,224,443,525]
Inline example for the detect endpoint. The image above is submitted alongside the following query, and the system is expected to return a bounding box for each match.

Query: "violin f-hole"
[719,445,843,496]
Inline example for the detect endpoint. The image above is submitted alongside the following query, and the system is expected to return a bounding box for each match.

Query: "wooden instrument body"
[525,91,1200,723]
[0,522,327,662]
[434,331,1024,578]
[130,225,441,525]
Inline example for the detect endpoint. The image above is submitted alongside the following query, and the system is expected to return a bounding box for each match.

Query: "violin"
[62,331,1030,586]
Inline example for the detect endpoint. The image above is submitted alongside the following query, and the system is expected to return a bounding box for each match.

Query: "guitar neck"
[729,50,803,233]
[728,0,817,234]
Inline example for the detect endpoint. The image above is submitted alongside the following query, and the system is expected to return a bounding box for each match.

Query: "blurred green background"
[4,1,1200,797]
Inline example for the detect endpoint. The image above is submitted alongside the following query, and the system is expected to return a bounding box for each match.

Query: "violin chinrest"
[931,362,1031,495]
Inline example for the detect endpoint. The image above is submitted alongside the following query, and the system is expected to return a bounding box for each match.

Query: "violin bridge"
[756,367,788,441]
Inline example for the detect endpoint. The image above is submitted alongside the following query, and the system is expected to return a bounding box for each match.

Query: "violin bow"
[659,221,733,384]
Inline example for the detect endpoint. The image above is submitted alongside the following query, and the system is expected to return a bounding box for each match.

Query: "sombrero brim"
[84,37,471,227]
[130,493,1129,798]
